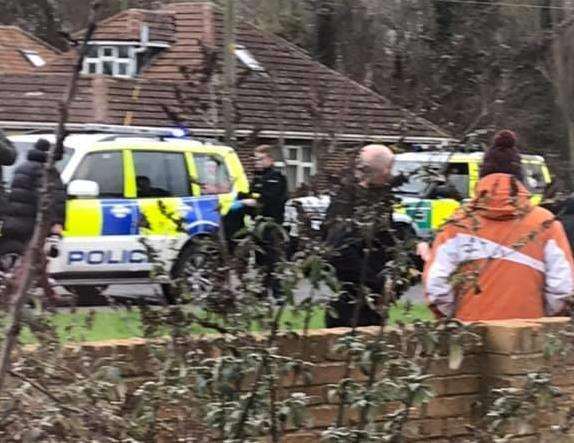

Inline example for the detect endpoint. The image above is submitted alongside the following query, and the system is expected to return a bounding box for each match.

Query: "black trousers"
[325,285,382,328]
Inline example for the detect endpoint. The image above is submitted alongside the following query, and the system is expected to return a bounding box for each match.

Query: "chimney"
[91,75,109,123]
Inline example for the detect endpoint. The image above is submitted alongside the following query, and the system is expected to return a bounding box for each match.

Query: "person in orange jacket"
[424,130,574,321]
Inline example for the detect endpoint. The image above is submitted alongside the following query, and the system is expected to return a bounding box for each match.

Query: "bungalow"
[0,3,451,191]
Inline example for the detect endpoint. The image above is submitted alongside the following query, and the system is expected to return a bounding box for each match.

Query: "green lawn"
[20,303,432,344]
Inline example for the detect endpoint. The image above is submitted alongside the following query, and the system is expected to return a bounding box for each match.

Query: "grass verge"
[20,302,433,344]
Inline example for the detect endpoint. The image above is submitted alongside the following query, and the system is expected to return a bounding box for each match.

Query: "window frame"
[72,149,126,199]
[131,150,193,199]
[274,145,315,191]
[20,50,46,67]
[82,44,137,78]
[192,153,233,196]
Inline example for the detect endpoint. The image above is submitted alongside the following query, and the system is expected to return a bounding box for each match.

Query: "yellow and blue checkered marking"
[66,196,224,238]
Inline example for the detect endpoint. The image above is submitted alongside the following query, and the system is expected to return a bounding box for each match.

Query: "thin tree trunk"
[223,0,237,145]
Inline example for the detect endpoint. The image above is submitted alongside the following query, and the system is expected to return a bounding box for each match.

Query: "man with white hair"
[324,144,400,327]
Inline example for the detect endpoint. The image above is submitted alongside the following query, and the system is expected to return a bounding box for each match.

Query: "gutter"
[0,121,455,145]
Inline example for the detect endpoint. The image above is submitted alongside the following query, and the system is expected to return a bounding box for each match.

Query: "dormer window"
[83,44,137,77]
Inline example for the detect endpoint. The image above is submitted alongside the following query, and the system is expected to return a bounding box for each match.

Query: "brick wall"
[48,318,574,441]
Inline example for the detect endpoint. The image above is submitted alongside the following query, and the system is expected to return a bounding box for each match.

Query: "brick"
[430,375,480,396]
[289,362,346,387]
[506,436,539,443]
[307,404,358,428]
[282,385,327,405]
[481,322,544,355]
[403,418,444,439]
[424,395,479,418]
[445,417,472,437]
[281,432,323,443]
[483,353,545,376]
[529,317,570,333]
[483,375,528,390]
[428,355,480,377]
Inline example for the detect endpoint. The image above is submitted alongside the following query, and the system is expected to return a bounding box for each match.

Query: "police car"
[6,130,249,304]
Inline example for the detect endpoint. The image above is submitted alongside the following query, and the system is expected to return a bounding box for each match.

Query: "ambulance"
[393,150,551,238]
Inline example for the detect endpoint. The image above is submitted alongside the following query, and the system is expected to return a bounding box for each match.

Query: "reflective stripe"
[65,200,102,237]
[544,239,574,314]
[182,196,220,235]
[426,238,458,316]
[426,233,546,315]
[452,233,545,272]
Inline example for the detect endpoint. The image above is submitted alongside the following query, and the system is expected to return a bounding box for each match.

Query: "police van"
[6,130,249,304]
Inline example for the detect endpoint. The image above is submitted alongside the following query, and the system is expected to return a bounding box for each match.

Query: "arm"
[50,170,67,228]
[543,220,574,315]
[423,230,461,318]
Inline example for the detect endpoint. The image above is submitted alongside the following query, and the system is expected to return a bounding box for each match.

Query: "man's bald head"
[355,144,395,187]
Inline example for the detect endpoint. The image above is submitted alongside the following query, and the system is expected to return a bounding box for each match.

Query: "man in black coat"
[4,138,66,241]
[324,144,404,328]
[0,130,17,224]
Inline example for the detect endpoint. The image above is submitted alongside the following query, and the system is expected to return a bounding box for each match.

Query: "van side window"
[523,163,546,194]
[133,151,190,198]
[194,154,231,195]
[73,151,124,198]
[445,163,470,198]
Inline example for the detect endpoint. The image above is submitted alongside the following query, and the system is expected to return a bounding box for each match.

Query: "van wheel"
[166,245,212,304]
[64,285,108,307]
[0,240,24,288]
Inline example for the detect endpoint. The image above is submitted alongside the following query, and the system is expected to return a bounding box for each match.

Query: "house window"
[21,50,46,67]
[82,45,136,78]
[275,146,315,192]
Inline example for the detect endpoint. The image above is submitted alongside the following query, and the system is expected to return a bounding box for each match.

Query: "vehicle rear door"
[54,149,146,276]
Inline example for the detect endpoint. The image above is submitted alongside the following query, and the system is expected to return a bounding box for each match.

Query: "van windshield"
[5,142,74,186]
[392,160,443,195]
[393,160,470,198]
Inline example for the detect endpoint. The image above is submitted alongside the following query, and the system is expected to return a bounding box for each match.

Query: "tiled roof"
[4,3,450,142]
[0,26,60,74]
[73,9,176,43]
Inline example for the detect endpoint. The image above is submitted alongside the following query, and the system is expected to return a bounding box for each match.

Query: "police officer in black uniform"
[242,145,288,298]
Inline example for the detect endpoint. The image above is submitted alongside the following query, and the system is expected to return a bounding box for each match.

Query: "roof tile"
[0,26,60,74]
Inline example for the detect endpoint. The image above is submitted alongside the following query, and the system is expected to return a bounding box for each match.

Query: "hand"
[51,224,63,236]
[241,199,258,208]
[416,242,431,262]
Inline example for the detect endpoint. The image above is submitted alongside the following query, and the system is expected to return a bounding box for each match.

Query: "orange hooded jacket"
[424,173,574,321]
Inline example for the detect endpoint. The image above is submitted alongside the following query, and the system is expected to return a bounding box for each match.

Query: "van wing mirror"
[67,179,99,198]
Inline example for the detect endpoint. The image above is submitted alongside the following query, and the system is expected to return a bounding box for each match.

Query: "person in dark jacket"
[324,144,405,328]
[240,145,289,298]
[243,145,288,224]
[4,138,66,241]
[3,138,66,302]
[0,130,17,225]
